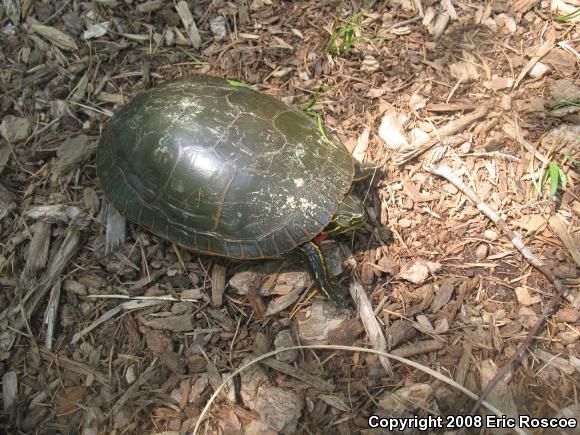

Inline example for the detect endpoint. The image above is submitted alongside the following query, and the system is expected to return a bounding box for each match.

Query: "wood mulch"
[0,0,578,433]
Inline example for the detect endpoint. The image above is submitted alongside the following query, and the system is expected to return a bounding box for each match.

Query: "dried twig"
[111,357,159,416]
[513,39,555,89]
[350,278,394,376]
[40,346,109,385]
[429,164,571,419]
[71,299,162,345]
[395,105,489,165]
[260,358,335,392]
[193,344,517,435]
[43,279,61,351]
[391,339,444,357]
[211,263,227,306]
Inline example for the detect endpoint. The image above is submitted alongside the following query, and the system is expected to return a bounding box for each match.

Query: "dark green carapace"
[97,76,366,306]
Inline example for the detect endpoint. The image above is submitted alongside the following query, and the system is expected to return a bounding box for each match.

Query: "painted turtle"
[97,76,371,306]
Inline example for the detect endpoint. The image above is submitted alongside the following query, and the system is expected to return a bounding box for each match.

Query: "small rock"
[484,229,499,241]
[556,308,580,323]
[529,61,549,79]
[164,28,175,46]
[398,218,413,228]
[475,244,488,261]
[126,366,136,384]
[169,386,182,403]
[274,329,297,362]
[399,260,441,284]
[210,16,227,41]
[515,287,542,306]
[1,115,31,142]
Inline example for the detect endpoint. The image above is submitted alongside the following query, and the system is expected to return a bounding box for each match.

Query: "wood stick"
[395,106,489,165]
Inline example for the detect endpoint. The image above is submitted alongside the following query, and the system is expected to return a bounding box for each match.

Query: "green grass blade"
[227,80,252,89]
[553,7,580,21]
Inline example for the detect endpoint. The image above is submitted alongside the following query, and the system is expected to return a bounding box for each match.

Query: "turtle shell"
[96,76,354,259]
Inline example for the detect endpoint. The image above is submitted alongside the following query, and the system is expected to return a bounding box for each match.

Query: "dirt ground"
[0,0,579,434]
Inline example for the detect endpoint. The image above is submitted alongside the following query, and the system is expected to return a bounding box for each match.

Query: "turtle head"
[323,194,365,235]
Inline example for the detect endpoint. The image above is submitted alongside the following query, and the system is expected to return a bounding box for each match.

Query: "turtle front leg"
[296,241,347,308]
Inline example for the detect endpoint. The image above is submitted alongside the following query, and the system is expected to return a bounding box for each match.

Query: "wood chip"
[399,260,441,284]
[27,21,78,51]
[392,339,444,357]
[296,300,349,343]
[378,110,409,150]
[260,359,335,392]
[1,115,31,142]
[211,263,227,306]
[2,371,18,412]
[141,314,194,331]
[395,105,488,165]
[255,386,303,433]
[535,349,576,375]
[549,215,580,267]
[175,0,201,47]
[513,38,555,89]
[479,360,520,431]
[350,279,394,376]
[136,0,163,13]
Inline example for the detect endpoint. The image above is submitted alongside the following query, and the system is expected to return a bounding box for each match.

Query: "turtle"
[96,76,374,307]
